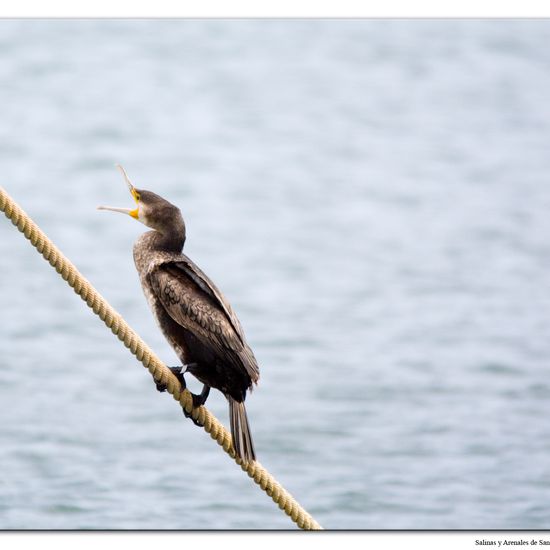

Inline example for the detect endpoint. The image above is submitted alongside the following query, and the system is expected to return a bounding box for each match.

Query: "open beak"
[97,164,139,219]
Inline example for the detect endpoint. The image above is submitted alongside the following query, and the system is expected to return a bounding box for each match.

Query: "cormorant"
[98,165,259,464]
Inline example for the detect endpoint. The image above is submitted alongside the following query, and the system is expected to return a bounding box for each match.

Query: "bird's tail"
[228,397,256,464]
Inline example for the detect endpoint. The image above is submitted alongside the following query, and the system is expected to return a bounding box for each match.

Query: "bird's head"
[98,165,185,236]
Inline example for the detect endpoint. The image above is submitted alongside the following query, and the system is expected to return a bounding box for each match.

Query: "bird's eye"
[135,193,141,201]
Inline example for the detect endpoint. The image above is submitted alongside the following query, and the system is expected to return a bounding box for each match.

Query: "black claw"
[183,405,204,427]
[194,384,211,407]
[169,366,187,389]
[191,393,203,408]
[155,381,167,393]
[181,385,210,427]
[155,366,186,393]
[153,366,204,427]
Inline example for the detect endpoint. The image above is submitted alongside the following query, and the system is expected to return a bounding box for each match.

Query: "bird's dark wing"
[173,256,247,345]
[148,260,259,382]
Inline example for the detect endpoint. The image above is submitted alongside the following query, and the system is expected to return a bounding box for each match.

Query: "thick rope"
[0,186,322,531]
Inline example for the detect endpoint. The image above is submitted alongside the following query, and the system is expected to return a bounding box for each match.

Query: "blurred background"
[1,19,550,529]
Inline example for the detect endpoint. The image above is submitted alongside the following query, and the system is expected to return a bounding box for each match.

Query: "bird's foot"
[183,407,204,427]
[182,384,210,428]
[154,367,206,428]
[155,366,186,393]
[192,384,211,408]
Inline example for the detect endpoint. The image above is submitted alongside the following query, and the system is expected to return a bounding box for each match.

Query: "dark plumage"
[99,166,259,463]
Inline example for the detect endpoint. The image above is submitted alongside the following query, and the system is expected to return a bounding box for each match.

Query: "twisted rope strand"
[0,186,322,531]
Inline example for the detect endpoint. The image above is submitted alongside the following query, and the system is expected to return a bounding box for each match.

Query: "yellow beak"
[97,164,139,219]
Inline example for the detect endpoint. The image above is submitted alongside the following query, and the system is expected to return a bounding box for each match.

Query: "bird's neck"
[132,217,186,275]
[146,227,185,253]
[152,228,185,252]
[147,213,186,252]
[133,229,185,276]
[134,222,186,256]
